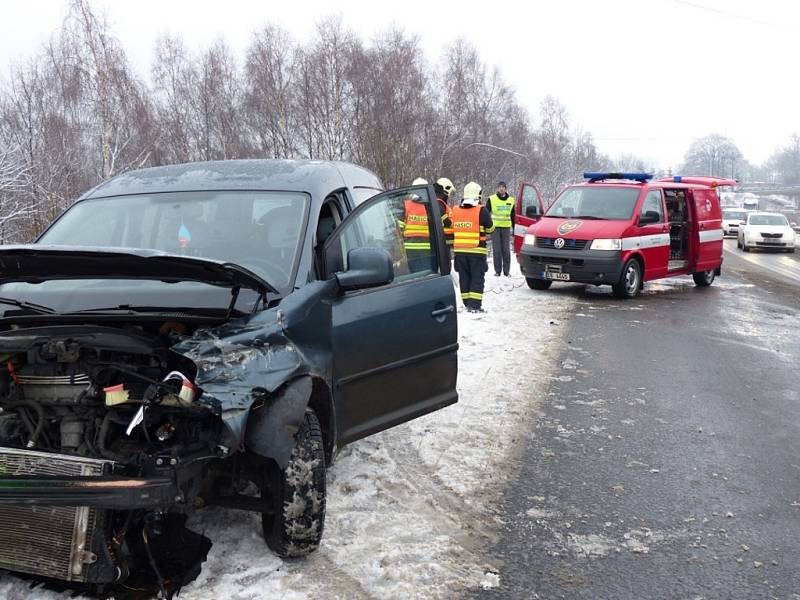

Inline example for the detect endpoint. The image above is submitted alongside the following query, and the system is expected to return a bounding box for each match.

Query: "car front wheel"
[262,409,326,557]
[526,277,552,290]
[742,239,750,252]
[692,270,715,287]
[612,259,642,299]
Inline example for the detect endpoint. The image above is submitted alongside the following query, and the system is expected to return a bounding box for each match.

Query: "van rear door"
[513,182,545,253]
[691,188,724,272]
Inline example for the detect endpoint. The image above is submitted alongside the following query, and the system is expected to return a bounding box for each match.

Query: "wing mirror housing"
[335,247,394,292]
[525,205,541,220]
[638,211,661,225]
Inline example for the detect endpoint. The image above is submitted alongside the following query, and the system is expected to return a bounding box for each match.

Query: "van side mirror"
[335,247,394,292]
[525,205,540,219]
[638,211,661,225]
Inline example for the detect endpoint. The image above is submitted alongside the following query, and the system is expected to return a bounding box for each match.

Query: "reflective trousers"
[454,253,487,310]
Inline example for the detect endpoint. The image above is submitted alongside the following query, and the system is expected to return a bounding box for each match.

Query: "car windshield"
[546,186,640,220]
[38,191,309,291]
[723,210,747,221]
[748,214,788,226]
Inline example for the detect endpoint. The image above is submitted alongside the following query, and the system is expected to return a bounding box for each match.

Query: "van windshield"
[546,186,640,220]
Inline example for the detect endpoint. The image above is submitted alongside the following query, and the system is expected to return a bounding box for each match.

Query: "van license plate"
[545,272,570,281]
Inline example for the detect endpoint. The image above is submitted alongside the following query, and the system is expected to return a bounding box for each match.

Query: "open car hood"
[0,245,276,294]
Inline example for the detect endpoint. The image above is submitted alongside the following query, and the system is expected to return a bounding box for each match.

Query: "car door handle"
[431,305,455,320]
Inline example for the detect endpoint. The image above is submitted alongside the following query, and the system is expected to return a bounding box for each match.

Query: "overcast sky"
[1,0,797,169]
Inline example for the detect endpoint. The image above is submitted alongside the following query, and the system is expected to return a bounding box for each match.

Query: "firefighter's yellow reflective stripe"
[454,247,488,255]
[462,292,484,300]
[460,292,470,299]
[404,242,431,250]
[482,224,496,234]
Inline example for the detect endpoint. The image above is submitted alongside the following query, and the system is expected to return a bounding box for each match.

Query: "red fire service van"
[515,173,736,298]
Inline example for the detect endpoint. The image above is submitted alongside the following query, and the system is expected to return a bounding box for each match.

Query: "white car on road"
[737,212,796,253]
[722,209,748,237]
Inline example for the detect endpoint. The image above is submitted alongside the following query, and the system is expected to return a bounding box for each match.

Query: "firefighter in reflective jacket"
[452,181,495,312]
[397,178,434,273]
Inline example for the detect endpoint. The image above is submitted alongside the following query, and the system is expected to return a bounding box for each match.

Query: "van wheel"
[692,270,715,287]
[742,240,750,252]
[612,259,642,299]
[526,278,552,290]
[261,409,326,558]
[736,238,741,249]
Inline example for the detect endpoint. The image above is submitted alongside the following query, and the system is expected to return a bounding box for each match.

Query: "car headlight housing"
[590,238,623,251]
[524,234,536,246]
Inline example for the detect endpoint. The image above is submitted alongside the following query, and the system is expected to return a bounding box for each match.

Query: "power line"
[672,0,800,34]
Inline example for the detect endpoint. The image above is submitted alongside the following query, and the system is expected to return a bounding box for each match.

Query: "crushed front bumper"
[519,245,624,285]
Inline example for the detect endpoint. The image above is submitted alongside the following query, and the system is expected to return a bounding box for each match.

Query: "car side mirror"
[525,205,540,219]
[638,211,660,225]
[739,221,746,226]
[335,247,394,292]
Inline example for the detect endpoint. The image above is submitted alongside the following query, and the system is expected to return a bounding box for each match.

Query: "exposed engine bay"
[0,322,227,597]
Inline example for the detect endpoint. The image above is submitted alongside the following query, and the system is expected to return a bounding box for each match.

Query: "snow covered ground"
[3,258,575,600]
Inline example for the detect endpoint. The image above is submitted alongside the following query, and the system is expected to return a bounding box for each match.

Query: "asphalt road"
[478,245,800,600]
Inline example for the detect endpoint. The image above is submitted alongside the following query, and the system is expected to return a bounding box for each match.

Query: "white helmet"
[463,181,482,201]
[412,177,428,185]
[436,177,455,197]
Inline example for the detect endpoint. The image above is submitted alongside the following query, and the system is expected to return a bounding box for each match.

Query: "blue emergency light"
[583,172,653,183]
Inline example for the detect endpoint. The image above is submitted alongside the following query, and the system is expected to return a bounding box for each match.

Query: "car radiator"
[0,448,111,581]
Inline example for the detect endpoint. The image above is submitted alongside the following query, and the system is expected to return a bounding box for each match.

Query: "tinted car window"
[38,191,309,290]
[332,187,439,281]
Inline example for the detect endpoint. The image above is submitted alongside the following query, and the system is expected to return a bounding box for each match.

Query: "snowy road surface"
[2,258,573,599]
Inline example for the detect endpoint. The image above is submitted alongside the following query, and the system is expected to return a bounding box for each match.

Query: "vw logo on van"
[554,237,565,249]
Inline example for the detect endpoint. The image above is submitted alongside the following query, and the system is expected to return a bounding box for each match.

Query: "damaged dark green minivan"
[0,160,458,596]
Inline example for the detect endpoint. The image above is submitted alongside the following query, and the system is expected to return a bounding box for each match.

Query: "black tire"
[262,409,326,558]
[612,258,642,299]
[526,277,552,290]
[692,270,715,287]
[742,240,750,252]
[736,237,741,249]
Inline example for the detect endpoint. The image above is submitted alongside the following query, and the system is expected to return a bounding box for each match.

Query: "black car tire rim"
[624,262,639,295]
